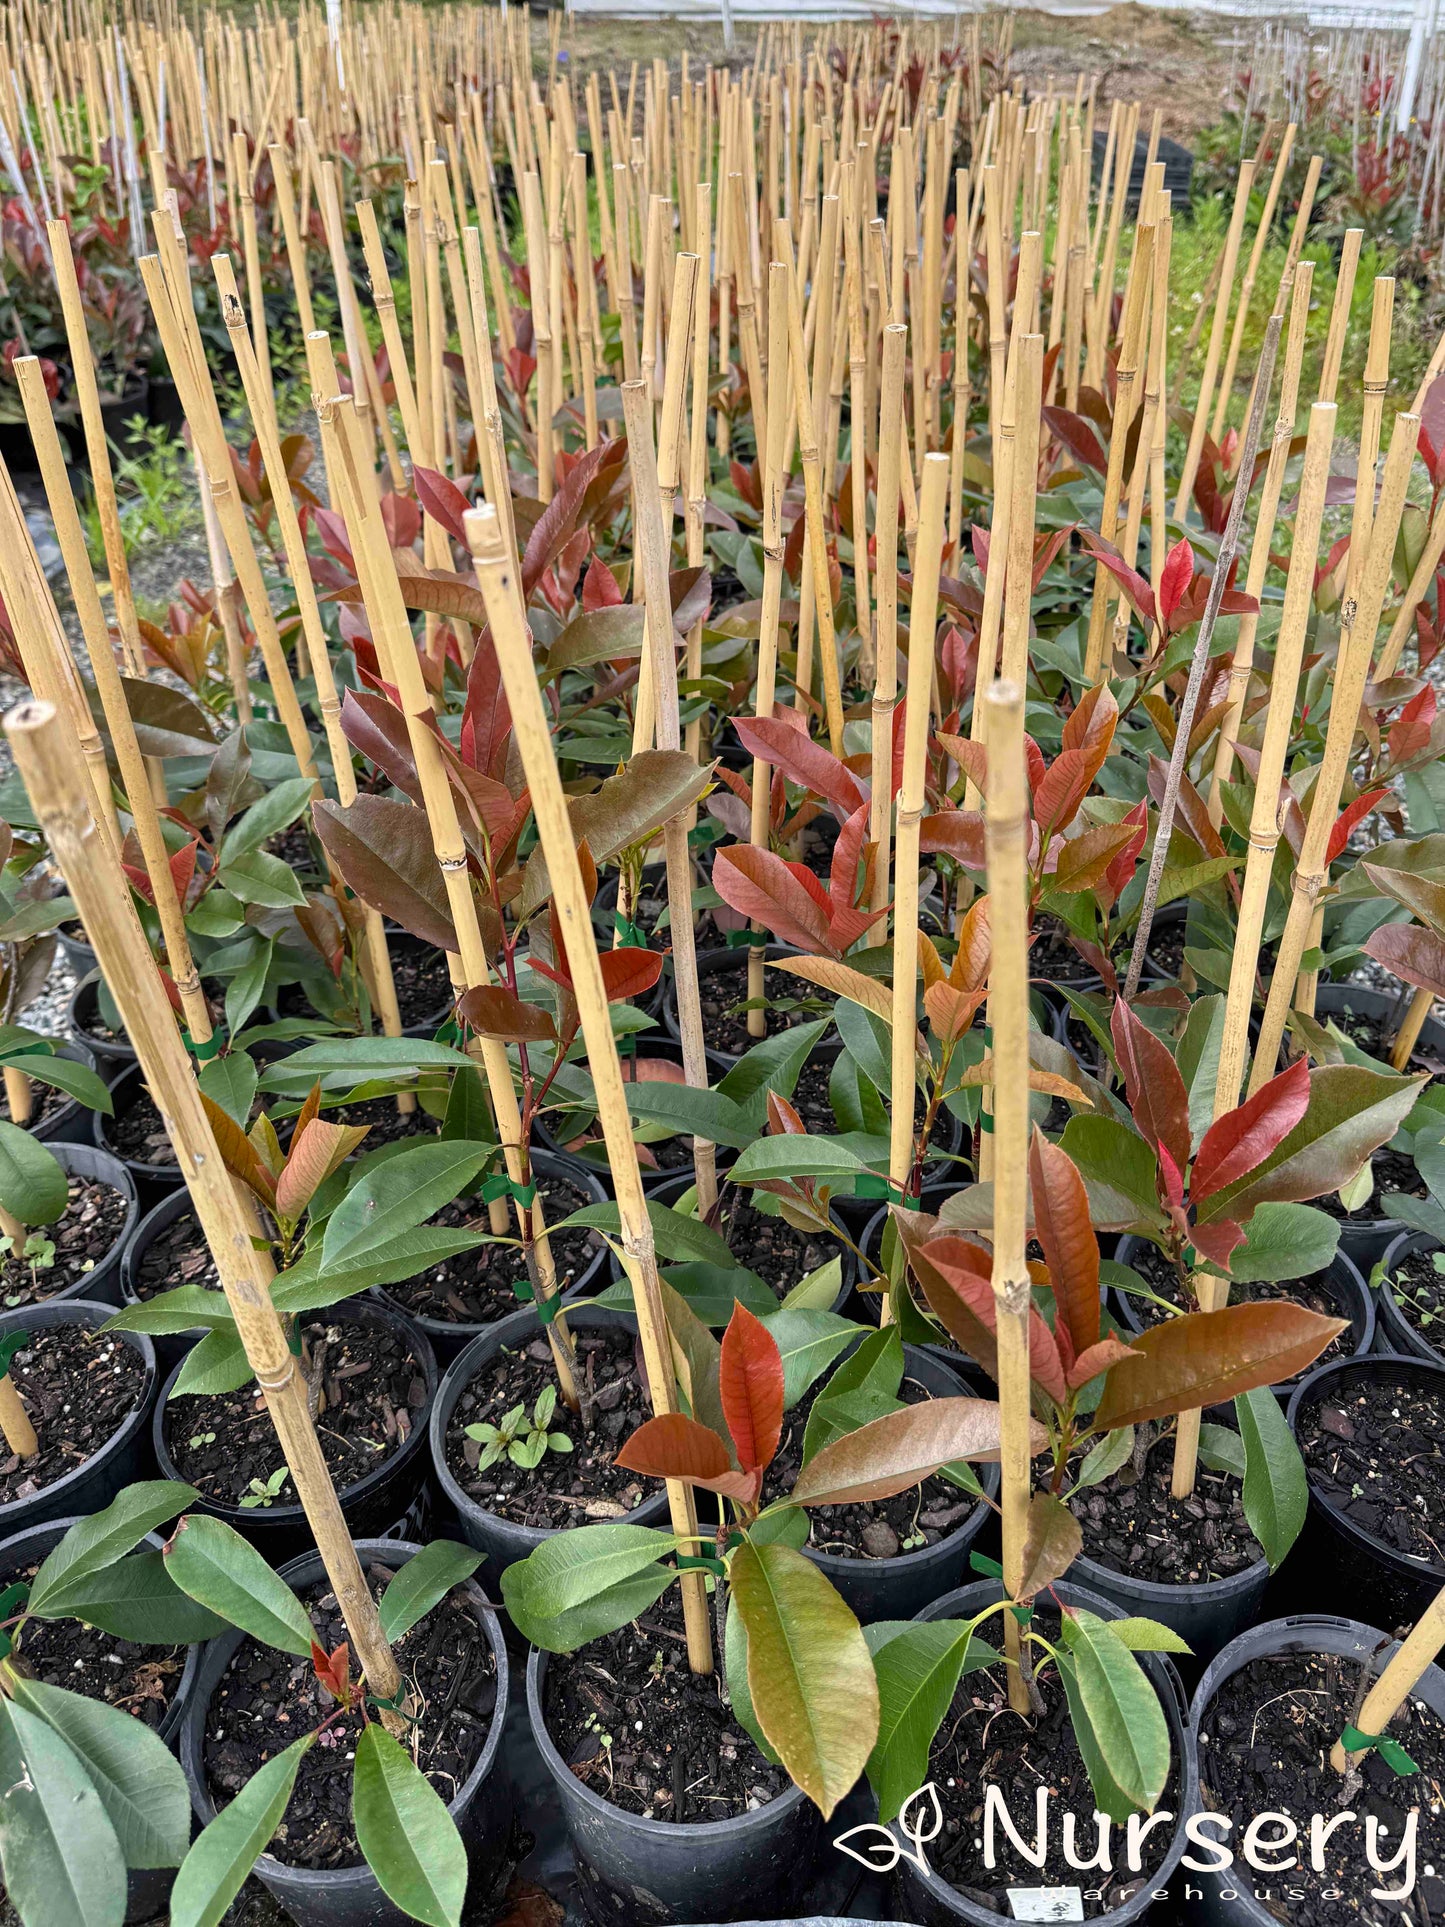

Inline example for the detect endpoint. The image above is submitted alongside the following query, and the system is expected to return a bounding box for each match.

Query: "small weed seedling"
[466,1385,573,1470]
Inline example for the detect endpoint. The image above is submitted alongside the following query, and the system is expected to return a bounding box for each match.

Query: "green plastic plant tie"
[480,1173,538,1209]
[1340,1724,1420,1774]
[613,912,648,951]
[368,1686,409,1713]
[1010,1603,1034,1626]
[186,1030,223,1061]
[434,1017,463,1049]
[676,1552,725,1578]
[969,1551,1004,1580]
[722,928,769,950]
[286,1319,303,1358]
[854,1173,924,1208]
[0,1332,29,1379]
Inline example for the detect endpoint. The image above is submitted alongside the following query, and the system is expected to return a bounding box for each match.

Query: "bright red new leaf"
[719,1303,785,1474]
[1191,1057,1310,1204]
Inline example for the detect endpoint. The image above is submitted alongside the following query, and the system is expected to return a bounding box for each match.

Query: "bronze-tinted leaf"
[1018,1491,1083,1600]
[457,985,556,1043]
[312,797,457,954]
[1093,1302,1348,1431]
[791,1398,1036,1506]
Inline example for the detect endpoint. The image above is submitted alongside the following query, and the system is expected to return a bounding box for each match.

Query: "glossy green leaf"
[218,850,306,909]
[321,1140,493,1271]
[36,1548,229,1644]
[164,1515,314,1656]
[724,1591,781,1766]
[1103,1618,1192,1653]
[760,1309,859,1407]
[0,1698,124,1927]
[196,1052,259,1127]
[27,1481,199,1616]
[1056,1649,1140,1826]
[169,1734,312,1927]
[779,1255,845,1312]
[1229,1203,1340,1283]
[224,941,274,1038]
[865,1619,993,1823]
[1073,1425,1134,1489]
[501,1523,681,1620]
[501,1559,676,1652]
[1059,1610,1169,1813]
[171,1326,250,1398]
[1236,1385,1308,1570]
[0,1123,66,1227]
[730,1538,877,1817]
[8,1676,190,1867]
[219,779,316,863]
[379,1541,483,1642]
[549,1198,734,1267]
[353,1724,467,1927]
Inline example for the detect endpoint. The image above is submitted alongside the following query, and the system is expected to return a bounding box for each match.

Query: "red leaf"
[942,1262,1070,1406]
[1192,1058,1311,1207]
[1042,406,1108,475]
[1389,685,1438,767]
[1364,922,1445,999]
[1101,799,1148,909]
[719,1303,784,1474]
[971,524,991,577]
[1029,1130,1100,1359]
[1159,538,1195,625]
[828,799,873,915]
[168,839,200,910]
[1080,533,1156,630]
[1035,686,1117,839]
[712,845,835,954]
[615,1413,762,1500]
[766,1091,807,1135]
[582,556,624,611]
[460,635,513,784]
[919,809,986,868]
[310,1640,350,1702]
[731,716,868,820]
[597,947,663,1002]
[522,444,609,597]
[1110,999,1191,1177]
[414,466,472,544]
[1066,1336,1138,1390]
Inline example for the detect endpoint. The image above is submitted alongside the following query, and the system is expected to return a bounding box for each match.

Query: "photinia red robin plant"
[502,1302,1034,1819]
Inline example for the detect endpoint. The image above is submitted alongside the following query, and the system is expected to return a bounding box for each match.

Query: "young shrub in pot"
[166,1517,503,1927]
[895,1126,1346,1654]
[0,1479,228,1927]
[0,1128,137,1309]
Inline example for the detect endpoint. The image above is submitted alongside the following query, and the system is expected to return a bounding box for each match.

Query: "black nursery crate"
[1092,128,1194,209]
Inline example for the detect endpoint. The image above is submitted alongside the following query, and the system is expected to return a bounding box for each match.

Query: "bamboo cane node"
[1294,869,1328,903]
[1364,381,1388,397]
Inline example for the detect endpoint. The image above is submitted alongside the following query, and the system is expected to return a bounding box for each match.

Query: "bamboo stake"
[886,454,949,1285]
[867,322,908,947]
[1251,409,1419,1089]
[1172,399,1337,1501]
[5,696,403,1706]
[1174,159,1255,520]
[747,264,794,1019]
[1083,223,1153,683]
[984,675,1033,1716]
[1209,123,1296,443]
[465,504,713,1676]
[1331,1586,1445,1776]
[13,358,213,1043]
[1208,261,1316,825]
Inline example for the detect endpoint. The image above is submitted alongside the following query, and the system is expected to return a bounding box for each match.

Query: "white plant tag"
[1008,1887,1086,1923]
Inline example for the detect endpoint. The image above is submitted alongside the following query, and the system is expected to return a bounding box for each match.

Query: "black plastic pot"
[531,1035,733,1193]
[153,1298,438,1566]
[1287,1352,1445,1627]
[14,1038,104,1147]
[93,1063,184,1203]
[1377,1229,1445,1363]
[180,1539,510,1927]
[10,1142,140,1309]
[67,971,137,1079]
[527,1644,820,1924]
[896,1577,1197,1925]
[1136,901,1190,986]
[372,1151,612,1366]
[663,945,842,1067]
[798,1343,999,1620]
[1113,1237,1374,1392]
[119,1190,215,1375]
[0,1300,157,1537]
[55,922,97,976]
[633,1170,854,1313]
[429,1303,669,1583]
[147,375,185,436]
[1310,983,1445,1269]
[1187,1613,1445,1927]
[0,1512,201,1923]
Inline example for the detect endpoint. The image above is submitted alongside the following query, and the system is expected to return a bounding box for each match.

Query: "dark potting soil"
[1386,1245,1445,1355]
[787,1060,962,1167]
[1317,1147,1425,1225]
[6,1553,184,1731]
[263,821,322,875]
[1323,999,1445,1078]
[1030,916,1099,986]
[714,1189,836,1299]
[921,1607,1181,1916]
[1198,1647,1445,1927]
[0,1176,129,1308]
[1067,1448,1262,1584]
[444,1324,651,1529]
[324,1093,439,1147]
[0,1325,147,1505]
[0,1080,59,1132]
[542,1587,789,1822]
[1142,920,1187,979]
[382,1176,603,1326]
[165,1315,428,1509]
[202,1561,497,1872]
[696,959,834,1057]
[133,1205,218,1301]
[1120,1241,1354,1376]
[104,1084,178,1169]
[1295,1371,1445,1570]
[761,1373,983,1560]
